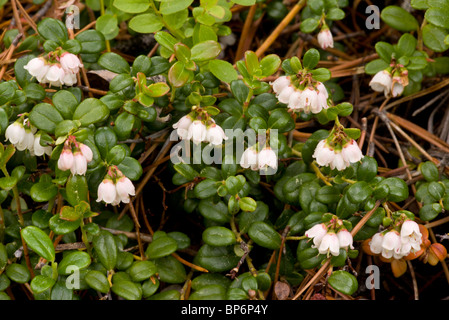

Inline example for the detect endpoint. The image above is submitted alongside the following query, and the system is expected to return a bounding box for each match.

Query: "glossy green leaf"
[328,270,358,295]
[145,236,178,259]
[85,270,110,294]
[202,226,236,247]
[93,230,118,271]
[248,221,281,250]
[21,226,55,262]
[381,5,419,31]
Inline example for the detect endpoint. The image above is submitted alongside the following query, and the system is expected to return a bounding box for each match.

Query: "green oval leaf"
[21,226,55,262]
[202,226,236,247]
[145,236,178,259]
[248,221,281,250]
[328,270,358,295]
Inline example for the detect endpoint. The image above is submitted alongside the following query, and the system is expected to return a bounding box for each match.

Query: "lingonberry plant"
[0,0,447,302]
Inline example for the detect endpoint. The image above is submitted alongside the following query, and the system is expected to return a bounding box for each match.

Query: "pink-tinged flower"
[206,123,228,146]
[187,120,207,144]
[369,70,392,96]
[70,151,87,175]
[24,57,49,83]
[33,134,52,157]
[299,87,318,113]
[79,143,93,162]
[96,179,118,204]
[271,76,291,94]
[401,220,422,251]
[45,64,65,87]
[16,129,35,152]
[305,223,328,248]
[60,52,83,74]
[313,140,335,167]
[5,122,26,145]
[337,229,354,249]
[277,86,295,104]
[58,149,74,171]
[316,82,329,99]
[391,77,404,97]
[381,230,402,259]
[240,147,259,170]
[369,232,384,255]
[341,139,363,164]
[115,176,136,204]
[287,90,303,110]
[318,232,340,256]
[317,28,334,50]
[173,115,193,140]
[314,90,328,114]
[258,147,277,170]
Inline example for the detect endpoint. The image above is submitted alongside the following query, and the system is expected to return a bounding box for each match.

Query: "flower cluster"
[97,166,135,206]
[305,216,353,257]
[369,66,408,98]
[313,138,363,171]
[240,145,277,171]
[369,219,423,260]
[24,52,82,87]
[57,136,93,176]
[173,113,228,146]
[317,25,334,50]
[5,119,52,157]
[271,76,329,114]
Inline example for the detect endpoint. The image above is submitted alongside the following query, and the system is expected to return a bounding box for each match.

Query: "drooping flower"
[369,232,384,255]
[391,77,405,97]
[277,85,295,104]
[381,230,403,259]
[173,115,193,140]
[287,90,303,110]
[115,176,136,204]
[5,121,26,145]
[79,143,93,162]
[258,147,278,171]
[58,148,74,171]
[187,120,208,144]
[60,52,83,74]
[71,151,88,175]
[313,137,363,171]
[97,167,135,206]
[271,76,291,94]
[240,147,259,171]
[313,140,335,167]
[341,139,363,164]
[96,179,118,205]
[45,64,66,87]
[369,70,392,96]
[317,27,334,50]
[33,134,52,157]
[57,136,92,175]
[62,72,77,86]
[337,229,354,250]
[400,220,422,252]
[305,223,328,248]
[23,57,49,83]
[206,123,228,146]
[318,232,340,256]
[15,128,35,152]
